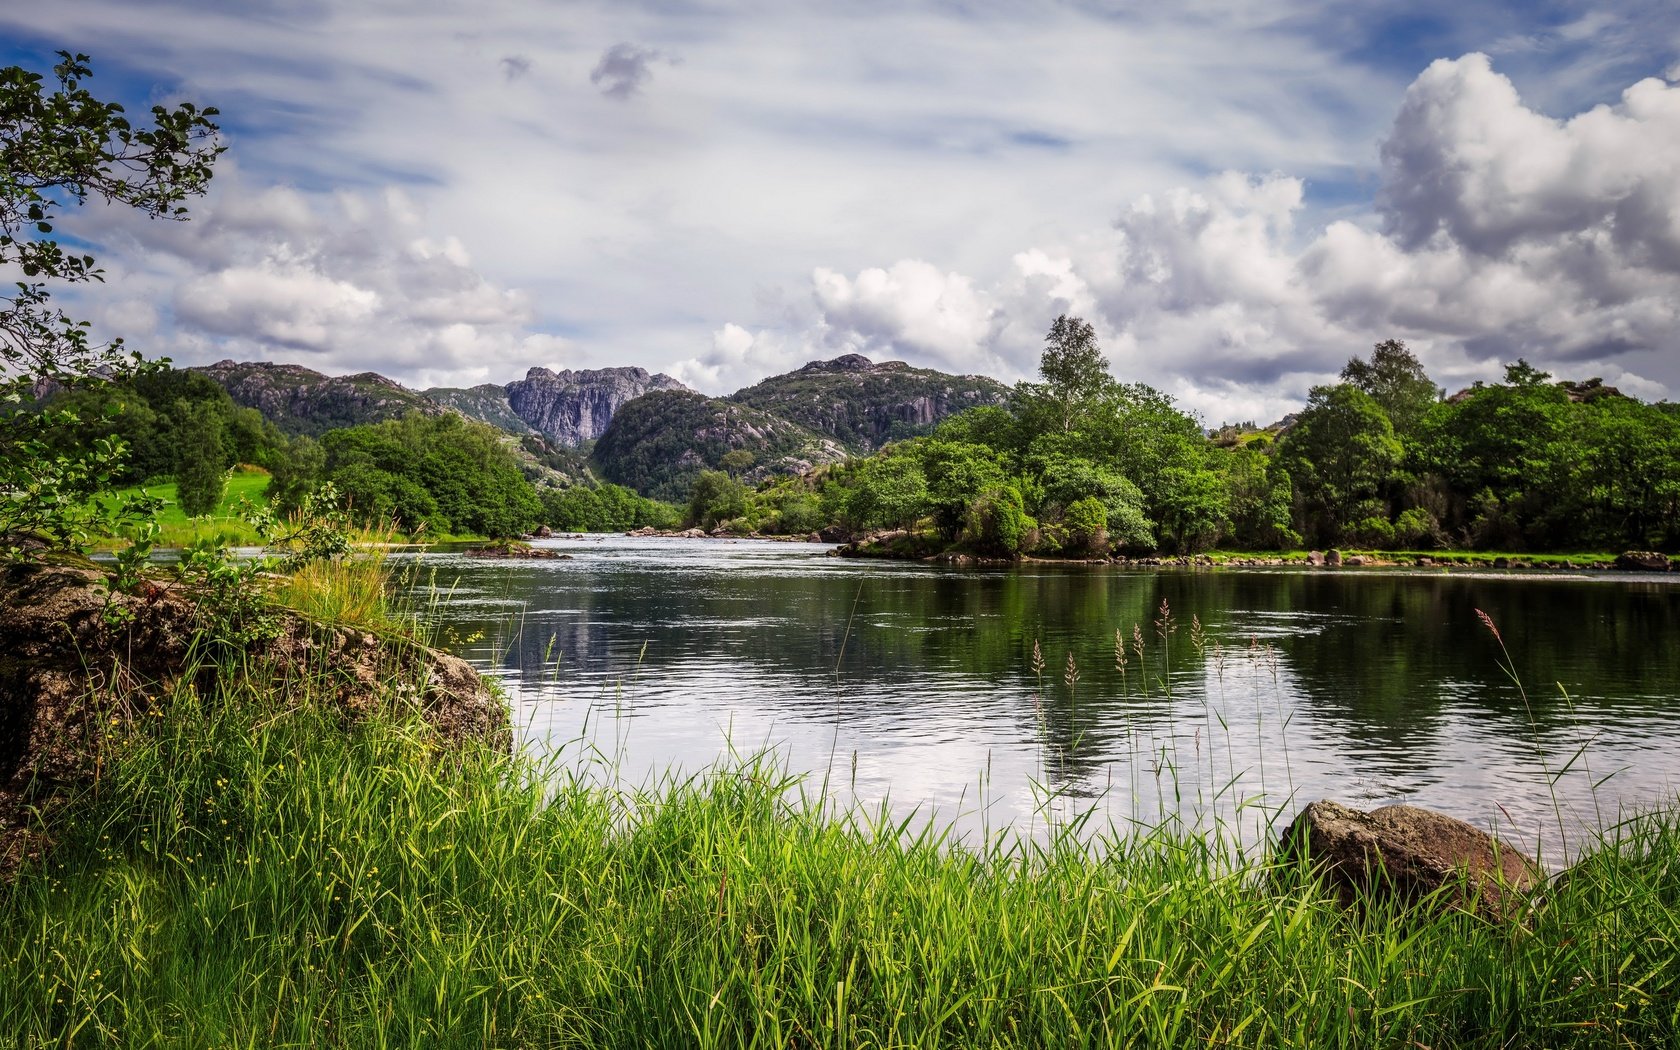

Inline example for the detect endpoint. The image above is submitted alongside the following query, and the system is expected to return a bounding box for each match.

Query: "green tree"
[719,449,755,477]
[1015,315,1114,434]
[1275,385,1403,545]
[685,470,749,529]
[843,455,928,533]
[173,398,231,517]
[1340,339,1441,438]
[0,52,220,552]
[1062,496,1108,554]
[914,439,1005,539]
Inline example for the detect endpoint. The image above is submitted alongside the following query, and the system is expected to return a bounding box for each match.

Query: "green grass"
[2,668,1677,1047]
[95,467,276,548]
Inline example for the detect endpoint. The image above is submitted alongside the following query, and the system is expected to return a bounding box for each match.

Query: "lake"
[397,536,1680,862]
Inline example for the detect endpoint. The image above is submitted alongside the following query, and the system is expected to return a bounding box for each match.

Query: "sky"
[4,0,1679,425]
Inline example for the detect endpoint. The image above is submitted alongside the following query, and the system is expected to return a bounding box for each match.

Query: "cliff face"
[729,355,1010,450]
[592,390,846,501]
[194,361,440,437]
[503,367,689,446]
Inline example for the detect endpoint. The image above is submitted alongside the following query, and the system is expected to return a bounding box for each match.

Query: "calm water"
[397,536,1680,860]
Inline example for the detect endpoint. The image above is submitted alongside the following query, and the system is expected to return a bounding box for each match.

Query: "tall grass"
[2,664,1677,1047]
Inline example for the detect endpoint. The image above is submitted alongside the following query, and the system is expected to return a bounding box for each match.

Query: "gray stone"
[1615,550,1671,572]
[1279,800,1539,921]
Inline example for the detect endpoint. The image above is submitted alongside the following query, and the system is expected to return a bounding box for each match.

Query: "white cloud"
[5,5,1679,417]
[729,53,1680,423]
[810,260,1006,375]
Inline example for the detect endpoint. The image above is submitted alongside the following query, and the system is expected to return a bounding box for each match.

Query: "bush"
[1062,496,1109,554]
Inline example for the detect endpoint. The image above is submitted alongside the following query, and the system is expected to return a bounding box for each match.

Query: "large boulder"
[1615,551,1671,572]
[1279,800,1540,921]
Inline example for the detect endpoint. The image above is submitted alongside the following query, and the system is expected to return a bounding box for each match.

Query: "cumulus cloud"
[73,171,555,386]
[810,261,1007,374]
[589,43,669,100]
[722,53,1680,424]
[667,323,801,392]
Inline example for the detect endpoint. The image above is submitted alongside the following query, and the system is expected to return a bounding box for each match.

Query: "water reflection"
[396,537,1680,862]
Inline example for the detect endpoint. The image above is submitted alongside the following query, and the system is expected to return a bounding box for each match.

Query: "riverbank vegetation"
[690,326,1680,559]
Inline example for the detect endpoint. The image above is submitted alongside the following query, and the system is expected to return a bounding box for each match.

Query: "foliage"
[684,470,750,530]
[1340,339,1441,438]
[313,414,542,537]
[172,398,231,517]
[1275,385,1403,546]
[0,52,220,553]
[967,484,1033,556]
[540,483,677,533]
[842,454,929,533]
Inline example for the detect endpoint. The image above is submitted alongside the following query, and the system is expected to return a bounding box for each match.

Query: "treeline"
[42,333,1680,552]
[44,368,292,515]
[274,415,675,538]
[682,320,1680,555]
[41,370,677,538]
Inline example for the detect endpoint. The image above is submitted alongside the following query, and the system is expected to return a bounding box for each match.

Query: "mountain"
[500,366,688,445]
[193,360,440,436]
[423,383,538,436]
[592,390,847,501]
[729,354,1010,450]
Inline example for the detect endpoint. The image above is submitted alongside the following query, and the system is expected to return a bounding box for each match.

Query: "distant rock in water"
[504,366,689,446]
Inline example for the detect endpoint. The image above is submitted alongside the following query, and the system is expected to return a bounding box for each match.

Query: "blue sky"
[3,0,1678,423]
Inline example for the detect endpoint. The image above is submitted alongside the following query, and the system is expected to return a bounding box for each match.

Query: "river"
[396,536,1680,862]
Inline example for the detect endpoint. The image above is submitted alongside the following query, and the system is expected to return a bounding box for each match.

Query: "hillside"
[729,354,1010,450]
[424,384,537,436]
[193,361,440,437]
[592,390,846,501]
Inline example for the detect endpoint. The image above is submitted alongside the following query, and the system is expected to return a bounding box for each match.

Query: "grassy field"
[102,467,275,547]
[3,551,1675,1046]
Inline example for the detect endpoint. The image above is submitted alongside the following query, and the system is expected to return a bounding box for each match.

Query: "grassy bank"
[104,467,276,548]
[3,671,1677,1047]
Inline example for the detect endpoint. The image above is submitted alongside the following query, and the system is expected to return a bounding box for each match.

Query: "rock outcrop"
[1615,550,1672,572]
[505,366,688,446]
[1279,800,1540,920]
[194,360,441,436]
[729,354,1011,451]
[0,559,507,874]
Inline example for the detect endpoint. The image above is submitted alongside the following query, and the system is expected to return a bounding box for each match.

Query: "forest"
[30,315,1680,556]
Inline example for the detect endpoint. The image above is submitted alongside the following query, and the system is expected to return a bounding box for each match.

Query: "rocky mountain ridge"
[728,353,1010,450]
[196,353,1013,498]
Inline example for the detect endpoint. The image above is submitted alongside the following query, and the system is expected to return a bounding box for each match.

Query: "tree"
[1016,314,1113,434]
[173,398,230,517]
[1340,339,1441,438]
[1275,385,1403,545]
[0,52,221,552]
[719,449,755,477]
[685,470,749,530]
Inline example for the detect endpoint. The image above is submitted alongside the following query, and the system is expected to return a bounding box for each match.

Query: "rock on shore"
[1279,800,1540,921]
